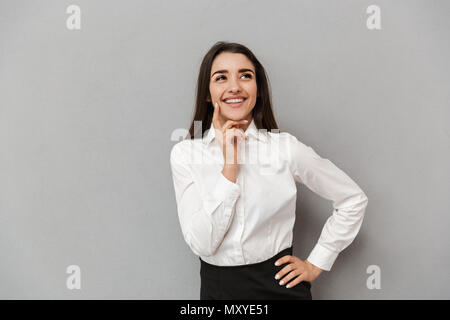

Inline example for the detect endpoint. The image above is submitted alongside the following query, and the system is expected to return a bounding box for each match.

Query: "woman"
[170,41,369,300]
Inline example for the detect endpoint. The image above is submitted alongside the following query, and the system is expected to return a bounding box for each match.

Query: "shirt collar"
[202,118,268,146]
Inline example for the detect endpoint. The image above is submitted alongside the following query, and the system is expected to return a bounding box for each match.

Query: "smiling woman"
[187,41,278,139]
[211,65,255,108]
[170,41,369,300]
[210,56,256,118]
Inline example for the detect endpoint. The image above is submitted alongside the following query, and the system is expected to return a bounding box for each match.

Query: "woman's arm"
[170,142,241,257]
[287,134,369,271]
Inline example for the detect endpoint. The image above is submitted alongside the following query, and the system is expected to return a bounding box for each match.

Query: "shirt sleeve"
[287,135,369,271]
[170,142,241,257]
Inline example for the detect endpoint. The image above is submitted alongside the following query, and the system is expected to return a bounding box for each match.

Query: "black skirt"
[199,246,312,300]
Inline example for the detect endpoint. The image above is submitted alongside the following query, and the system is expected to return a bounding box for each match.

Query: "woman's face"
[209,52,257,124]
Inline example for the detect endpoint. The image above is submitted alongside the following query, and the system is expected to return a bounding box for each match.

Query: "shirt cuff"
[211,173,241,204]
[306,243,339,272]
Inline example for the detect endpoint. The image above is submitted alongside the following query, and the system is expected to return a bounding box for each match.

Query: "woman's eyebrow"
[211,68,255,78]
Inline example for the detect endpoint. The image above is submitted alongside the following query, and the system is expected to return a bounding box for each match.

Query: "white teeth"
[225,98,244,103]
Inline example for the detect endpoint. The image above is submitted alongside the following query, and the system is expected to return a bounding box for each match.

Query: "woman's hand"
[212,101,248,166]
[274,255,324,288]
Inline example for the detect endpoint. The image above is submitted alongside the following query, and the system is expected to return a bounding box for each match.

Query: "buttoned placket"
[236,140,249,265]
[210,139,245,265]
[235,168,246,264]
[211,132,248,265]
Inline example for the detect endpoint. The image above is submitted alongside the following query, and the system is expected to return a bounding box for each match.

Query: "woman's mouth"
[223,97,247,108]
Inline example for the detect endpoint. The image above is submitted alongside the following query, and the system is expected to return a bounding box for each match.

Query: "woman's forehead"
[211,52,254,71]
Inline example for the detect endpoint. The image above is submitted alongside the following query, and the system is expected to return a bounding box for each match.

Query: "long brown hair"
[186,41,279,140]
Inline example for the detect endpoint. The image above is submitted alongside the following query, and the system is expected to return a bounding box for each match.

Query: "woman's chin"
[224,109,249,120]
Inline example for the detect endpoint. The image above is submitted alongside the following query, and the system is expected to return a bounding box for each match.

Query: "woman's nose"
[227,76,242,93]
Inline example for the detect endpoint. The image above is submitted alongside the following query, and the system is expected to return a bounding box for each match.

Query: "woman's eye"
[215,74,252,81]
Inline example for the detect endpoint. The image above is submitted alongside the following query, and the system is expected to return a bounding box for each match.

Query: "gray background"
[1,0,449,299]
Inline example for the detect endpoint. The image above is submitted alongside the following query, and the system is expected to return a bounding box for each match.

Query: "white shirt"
[169,118,368,271]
